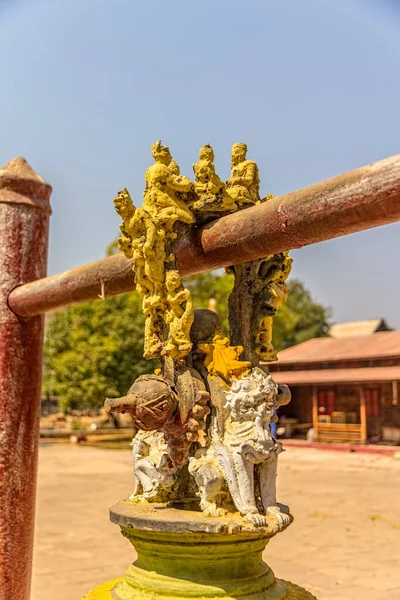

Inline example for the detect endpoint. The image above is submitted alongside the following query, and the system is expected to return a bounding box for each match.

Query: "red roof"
[274,331,400,365]
[271,366,400,385]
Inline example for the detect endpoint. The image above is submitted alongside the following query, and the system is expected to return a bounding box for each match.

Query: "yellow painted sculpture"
[256,252,293,362]
[143,140,194,227]
[164,270,193,359]
[191,144,237,214]
[114,141,195,361]
[226,142,260,206]
[114,141,290,366]
[198,335,251,382]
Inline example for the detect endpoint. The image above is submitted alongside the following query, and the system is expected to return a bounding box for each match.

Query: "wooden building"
[269,323,400,444]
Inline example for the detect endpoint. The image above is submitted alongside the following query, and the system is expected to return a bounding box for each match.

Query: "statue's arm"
[168,173,193,192]
[114,188,136,223]
[208,172,224,193]
[184,289,193,313]
[174,288,192,310]
[235,163,256,186]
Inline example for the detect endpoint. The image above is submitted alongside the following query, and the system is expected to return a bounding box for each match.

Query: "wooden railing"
[316,423,363,444]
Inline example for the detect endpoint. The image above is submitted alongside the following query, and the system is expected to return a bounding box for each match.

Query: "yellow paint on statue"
[114,141,196,362]
[256,253,292,362]
[191,144,237,213]
[163,270,193,359]
[199,335,251,381]
[226,142,260,206]
[113,142,292,366]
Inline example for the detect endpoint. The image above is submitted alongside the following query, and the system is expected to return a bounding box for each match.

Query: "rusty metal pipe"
[8,252,135,318]
[8,153,400,318]
[0,158,52,600]
[179,152,400,274]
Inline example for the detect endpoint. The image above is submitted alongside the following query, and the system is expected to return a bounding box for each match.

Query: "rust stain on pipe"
[8,153,400,318]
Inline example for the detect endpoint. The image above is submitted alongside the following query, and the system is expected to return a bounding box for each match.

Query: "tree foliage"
[43,293,153,411]
[272,279,331,350]
[43,265,330,411]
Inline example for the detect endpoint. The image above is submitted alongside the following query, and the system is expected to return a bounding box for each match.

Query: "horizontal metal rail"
[9,153,400,318]
[9,253,135,318]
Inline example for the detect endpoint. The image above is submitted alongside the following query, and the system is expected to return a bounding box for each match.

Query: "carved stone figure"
[226,142,260,207]
[255,252,293,361]
[163,270,194,359]
[141,291,164,359]
[143,140,194,228]
[229,252,293,364]
[113,188,136,258]
[114,141,197,362]
[104,363,211,466]
[129,430,177,502]
[192,144,236,217]
[189,368,291,527]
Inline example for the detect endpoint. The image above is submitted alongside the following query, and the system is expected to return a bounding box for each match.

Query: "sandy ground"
[31,445,400,600]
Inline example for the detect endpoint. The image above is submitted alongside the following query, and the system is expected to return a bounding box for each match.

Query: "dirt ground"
[31,445,400,600]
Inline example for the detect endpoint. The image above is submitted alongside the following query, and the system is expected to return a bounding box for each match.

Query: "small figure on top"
[191,144,236,215]
[226,142,260,207]
[143,140,194,229]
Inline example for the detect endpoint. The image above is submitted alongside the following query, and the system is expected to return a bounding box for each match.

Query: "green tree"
[43,292,154,412]
[272,279,331,350]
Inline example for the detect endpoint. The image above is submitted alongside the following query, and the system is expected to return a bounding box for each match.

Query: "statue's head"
[231,142,247,166]
[199,144,214,162]
[226,367,278,416]
[165,270,181,293]
[151,140,172,165]
[114,188,133,218]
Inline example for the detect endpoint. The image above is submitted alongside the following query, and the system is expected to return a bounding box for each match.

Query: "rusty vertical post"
[0,158,51,600]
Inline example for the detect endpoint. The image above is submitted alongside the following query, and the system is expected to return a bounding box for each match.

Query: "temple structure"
[270,322,400,444]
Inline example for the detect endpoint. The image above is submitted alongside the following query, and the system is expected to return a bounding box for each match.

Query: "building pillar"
[0,158,52,600]
[312,385,318,440]
[359,387,367,444]
[392,380,398,406]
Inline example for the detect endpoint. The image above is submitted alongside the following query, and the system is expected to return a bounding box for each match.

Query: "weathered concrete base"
[82,503,317,600]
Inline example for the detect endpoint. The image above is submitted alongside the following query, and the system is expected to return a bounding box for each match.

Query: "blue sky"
[1,0,400,326]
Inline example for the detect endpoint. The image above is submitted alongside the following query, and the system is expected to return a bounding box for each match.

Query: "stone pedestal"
[82,502,317,600]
